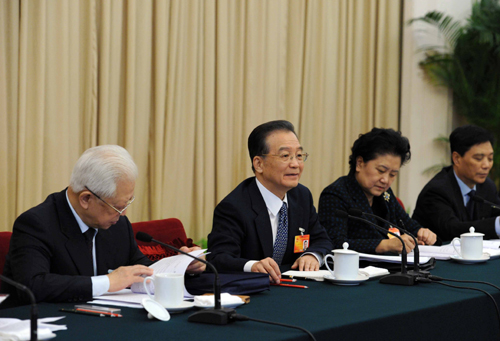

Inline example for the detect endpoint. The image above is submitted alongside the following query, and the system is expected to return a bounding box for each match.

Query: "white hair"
[70,145,138,198]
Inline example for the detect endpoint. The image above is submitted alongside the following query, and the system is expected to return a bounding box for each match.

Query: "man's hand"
[290,254,319,271]
[251,257,281,283]
[179,246,206,274]
[107,265,154,292]
[417,228,437,246]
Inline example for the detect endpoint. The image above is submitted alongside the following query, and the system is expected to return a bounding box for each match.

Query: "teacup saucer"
[450,253,490,264]
[324,272,369,286]
[142,298,170,321]
[164,301,195,313]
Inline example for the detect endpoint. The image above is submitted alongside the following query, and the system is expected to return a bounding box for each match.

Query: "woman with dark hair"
[318,128,438,254]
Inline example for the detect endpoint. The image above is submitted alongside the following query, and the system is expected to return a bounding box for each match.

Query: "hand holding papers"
[131,249,207,297]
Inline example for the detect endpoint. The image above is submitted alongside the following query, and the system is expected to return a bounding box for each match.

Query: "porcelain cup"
[143,273,184,308]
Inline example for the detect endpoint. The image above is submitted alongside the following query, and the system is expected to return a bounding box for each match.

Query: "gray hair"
[70,145,138,198]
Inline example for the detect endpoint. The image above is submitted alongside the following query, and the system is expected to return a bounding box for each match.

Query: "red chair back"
[131,218,193,261]
[0,231,13,284]
[132,218,187,246]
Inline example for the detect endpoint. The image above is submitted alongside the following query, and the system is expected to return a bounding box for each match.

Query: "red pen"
[271,283,308,289]
[76,308,123,317]
[279,278,297,283]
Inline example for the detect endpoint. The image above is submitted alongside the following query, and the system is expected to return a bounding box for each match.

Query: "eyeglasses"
[261,152,309,163]
[85,186,135,215]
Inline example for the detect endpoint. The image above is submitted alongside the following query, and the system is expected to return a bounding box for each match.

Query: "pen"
[59,308,122,317]
[60,308,106,317]
[279,278,297,283]
[271,283,308,289]
[76,308,122,317]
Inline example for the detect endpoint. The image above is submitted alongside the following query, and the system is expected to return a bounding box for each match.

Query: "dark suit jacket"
[207,178,332,272]
[318,175,426,254]
[1,189,151,306]
[412,166,500,241]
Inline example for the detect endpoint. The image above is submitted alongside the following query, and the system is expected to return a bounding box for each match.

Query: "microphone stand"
[471,195,500,210]
[354,210,428,277]
[135,232,236,325]
[0,275,37,340]
[335,210,416,286]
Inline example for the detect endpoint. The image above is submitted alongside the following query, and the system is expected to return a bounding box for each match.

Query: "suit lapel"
[55,190,95,276]
[249,180,274,258]
[287,191,302,255]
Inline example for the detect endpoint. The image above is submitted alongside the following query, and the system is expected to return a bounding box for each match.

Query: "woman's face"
[354,154,401,204]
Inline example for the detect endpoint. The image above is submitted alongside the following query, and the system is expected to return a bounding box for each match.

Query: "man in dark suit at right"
[413,125,500,241]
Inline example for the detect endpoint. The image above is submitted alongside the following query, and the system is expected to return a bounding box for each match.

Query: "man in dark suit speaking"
[207,120,332,283]
[2,145,154,306]
[413,125,500,241]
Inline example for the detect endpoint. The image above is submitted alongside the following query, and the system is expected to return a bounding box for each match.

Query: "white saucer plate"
[323,272,369,286]
[450,253,490,264]
[194,301,245,309]
[142,298,170,321]
[164,301,195,313]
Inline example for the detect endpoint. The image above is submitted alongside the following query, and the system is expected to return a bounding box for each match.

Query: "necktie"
[84,228,96,260]
[466,189,476,220]
[272,202,288,265]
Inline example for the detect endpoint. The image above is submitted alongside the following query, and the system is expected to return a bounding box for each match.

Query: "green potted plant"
[410,0,500,185]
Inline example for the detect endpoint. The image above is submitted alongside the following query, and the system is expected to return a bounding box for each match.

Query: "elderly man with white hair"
[2,145,202,307]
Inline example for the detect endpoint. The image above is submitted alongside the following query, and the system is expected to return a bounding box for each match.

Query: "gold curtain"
[0,0,402,241]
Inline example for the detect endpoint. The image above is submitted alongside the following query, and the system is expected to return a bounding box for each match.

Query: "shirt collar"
[66,189,96,235]
[255,178,288,216]
[453,169,476,197]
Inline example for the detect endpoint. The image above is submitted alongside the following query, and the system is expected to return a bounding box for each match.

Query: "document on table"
[130,248,207,297]
[0,316,66,340]
[413,244,500,260]
[358,253,430,264]
[283,266,389,281]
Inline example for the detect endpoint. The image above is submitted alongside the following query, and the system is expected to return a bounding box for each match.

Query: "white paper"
[0,294,9,305]
[130,249,206,297]
[359,266,390,278]
[88,299,143,309]
[282,270,330,282]
[413,244,500,260]
[358,253,430,264]
[0,317,66,340]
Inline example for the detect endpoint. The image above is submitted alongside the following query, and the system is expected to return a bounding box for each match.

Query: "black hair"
[348,128,411,174]
[449,125,494,164]
[248,120,297,172]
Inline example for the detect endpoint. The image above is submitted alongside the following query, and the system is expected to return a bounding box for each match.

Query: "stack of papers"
[358,253,430,264]
[413,242,500,260]
[282,266,389,282]
[0,317,66,340]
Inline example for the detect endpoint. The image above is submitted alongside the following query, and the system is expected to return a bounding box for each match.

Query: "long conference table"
[2,258,500,341]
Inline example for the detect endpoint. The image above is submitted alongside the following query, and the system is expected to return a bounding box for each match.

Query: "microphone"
[348,208,426,277]
[470,194,500,210]
[335,209,416,286]
[135,232,236,325]
[0,275,37,340]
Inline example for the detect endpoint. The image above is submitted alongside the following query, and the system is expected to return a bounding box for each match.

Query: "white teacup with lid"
[325,242,359,280]
[451,227,484,260]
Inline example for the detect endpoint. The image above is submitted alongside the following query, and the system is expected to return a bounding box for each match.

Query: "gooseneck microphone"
[348,208,424,276]
[335,209,416,286]
[0,275,37,340]
[470,194,500,210]
[135,232,236,325]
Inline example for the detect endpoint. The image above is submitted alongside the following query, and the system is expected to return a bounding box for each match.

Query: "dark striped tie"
[272,202,288,265]
[466,190,476,220]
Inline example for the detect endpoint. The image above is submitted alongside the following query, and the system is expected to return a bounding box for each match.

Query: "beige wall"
[399,0,474,214]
